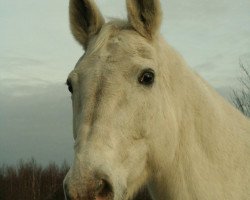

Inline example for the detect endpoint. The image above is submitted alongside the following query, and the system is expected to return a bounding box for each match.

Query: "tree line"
[0,159,151,200]
[0,159,68,200]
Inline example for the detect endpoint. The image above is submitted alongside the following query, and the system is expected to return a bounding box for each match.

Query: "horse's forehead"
[74,25,156,76]
[107,32,153,56]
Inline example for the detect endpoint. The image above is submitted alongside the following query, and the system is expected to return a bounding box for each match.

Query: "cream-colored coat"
[64,0,250,200]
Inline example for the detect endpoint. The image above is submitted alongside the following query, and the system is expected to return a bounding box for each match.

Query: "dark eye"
[138,68,155,86]
[66,79,73,93]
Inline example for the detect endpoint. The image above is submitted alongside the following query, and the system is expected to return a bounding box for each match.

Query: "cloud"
[0,83,74,165]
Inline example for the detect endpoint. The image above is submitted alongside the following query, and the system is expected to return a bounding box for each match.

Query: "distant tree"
[0,165,5,200]
[232,61,250,117]
[0,159,69,200]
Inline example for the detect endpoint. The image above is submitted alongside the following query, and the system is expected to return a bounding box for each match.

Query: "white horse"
[63,0,250,199]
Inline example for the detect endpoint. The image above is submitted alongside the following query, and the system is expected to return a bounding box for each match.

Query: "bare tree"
[232,60,250,117]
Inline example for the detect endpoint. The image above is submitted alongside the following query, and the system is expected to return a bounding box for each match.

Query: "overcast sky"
[0,0,250,165]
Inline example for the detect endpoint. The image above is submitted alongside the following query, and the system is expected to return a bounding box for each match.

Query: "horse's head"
[64,0,180,199]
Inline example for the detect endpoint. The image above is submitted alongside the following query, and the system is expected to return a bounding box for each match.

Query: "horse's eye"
[66,79,73,93]
[138,69,155,86]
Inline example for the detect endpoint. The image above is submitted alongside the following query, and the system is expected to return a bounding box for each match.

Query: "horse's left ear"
[126,0,162,39]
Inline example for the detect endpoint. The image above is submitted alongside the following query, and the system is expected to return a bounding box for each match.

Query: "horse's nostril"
[96,179,105,192]
[95,179,113,199]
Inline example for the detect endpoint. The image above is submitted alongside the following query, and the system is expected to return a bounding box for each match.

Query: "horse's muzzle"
[63,173,114,200]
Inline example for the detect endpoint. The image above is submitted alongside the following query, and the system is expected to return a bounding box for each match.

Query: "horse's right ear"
[69,0,105,49]
[126,0,162,40]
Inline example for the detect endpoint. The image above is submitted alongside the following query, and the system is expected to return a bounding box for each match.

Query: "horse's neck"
[149,40,250,200]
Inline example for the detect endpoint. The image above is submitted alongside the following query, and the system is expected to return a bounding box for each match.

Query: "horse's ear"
[69,0,105,49]
[126,0,162,39]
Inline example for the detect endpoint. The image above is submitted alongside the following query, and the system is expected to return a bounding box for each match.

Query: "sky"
[0,0,250,165]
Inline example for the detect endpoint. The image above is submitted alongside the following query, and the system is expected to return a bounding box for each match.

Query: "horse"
[63,0,250,199]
